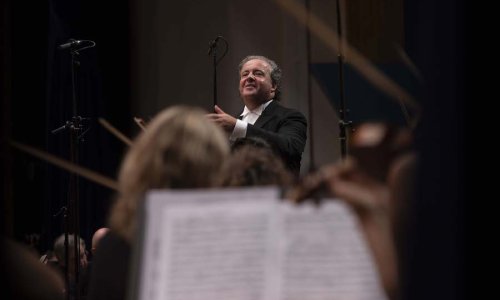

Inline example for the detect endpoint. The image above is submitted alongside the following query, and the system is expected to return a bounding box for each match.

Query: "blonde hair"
[109,106,229,241]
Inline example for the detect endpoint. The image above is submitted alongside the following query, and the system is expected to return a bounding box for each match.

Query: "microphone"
[58,39,81,50]
[207,36,221,55]
[58,39,95,51]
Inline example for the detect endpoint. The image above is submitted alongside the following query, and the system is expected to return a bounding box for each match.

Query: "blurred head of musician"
[109,106,230,241]
[218,136,293,187]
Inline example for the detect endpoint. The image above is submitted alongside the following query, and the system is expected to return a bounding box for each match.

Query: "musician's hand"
[206,105,237,133]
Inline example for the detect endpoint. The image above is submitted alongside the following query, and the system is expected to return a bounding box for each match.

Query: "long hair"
[109,106,230,241]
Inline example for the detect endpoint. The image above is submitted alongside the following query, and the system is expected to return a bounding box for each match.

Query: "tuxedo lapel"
[253,101,278,128]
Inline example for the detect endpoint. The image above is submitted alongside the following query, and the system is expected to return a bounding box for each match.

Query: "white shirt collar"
[240,99,273,117]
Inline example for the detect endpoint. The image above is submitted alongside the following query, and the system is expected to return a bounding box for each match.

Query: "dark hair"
[53,234,86,263]
[231,136,272,153]
[238,55,282,101]
[220,138,292,187]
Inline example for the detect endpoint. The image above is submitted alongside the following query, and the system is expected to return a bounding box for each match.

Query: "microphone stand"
[69,114,81,300]
[208,36,228,110]
[53,206,69,297]
[305,0,316,172]
[52,118,85,300]
[52,39,94,300]
[335,0,351,160]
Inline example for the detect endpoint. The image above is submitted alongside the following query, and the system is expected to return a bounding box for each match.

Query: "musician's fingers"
[206,113,219,120]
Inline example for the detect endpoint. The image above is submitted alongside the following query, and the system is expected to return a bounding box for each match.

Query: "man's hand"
[206,105,237,133]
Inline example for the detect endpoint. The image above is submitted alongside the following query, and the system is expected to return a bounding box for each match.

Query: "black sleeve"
[246,110,307,167]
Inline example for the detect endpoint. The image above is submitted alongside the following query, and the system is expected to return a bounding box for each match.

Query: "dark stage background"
[3,0,131,253]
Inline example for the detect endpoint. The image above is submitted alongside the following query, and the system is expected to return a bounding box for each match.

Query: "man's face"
[239,59,276,103]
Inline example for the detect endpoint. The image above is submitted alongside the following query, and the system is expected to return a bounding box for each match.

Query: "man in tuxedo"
[208,55,307,175]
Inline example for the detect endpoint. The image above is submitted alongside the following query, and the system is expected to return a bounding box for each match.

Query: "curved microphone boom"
[207,36,221,55]
[58,39,96,51]
[207,35,229,109]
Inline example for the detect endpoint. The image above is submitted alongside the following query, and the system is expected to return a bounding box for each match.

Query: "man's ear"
[270,83,277,95]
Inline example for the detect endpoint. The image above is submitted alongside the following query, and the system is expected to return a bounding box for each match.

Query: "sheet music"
[135,188,387,300]
[138,188,280,300]
[279,202,387,300]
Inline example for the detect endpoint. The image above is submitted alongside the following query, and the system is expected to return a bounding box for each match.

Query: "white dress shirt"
[229,99,273,141]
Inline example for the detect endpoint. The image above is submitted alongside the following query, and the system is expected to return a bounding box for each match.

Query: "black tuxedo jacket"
[241,101,307,175]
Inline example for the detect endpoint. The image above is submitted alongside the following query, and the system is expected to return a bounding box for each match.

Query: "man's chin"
[241,91,258,99]
[242,88,257,94]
